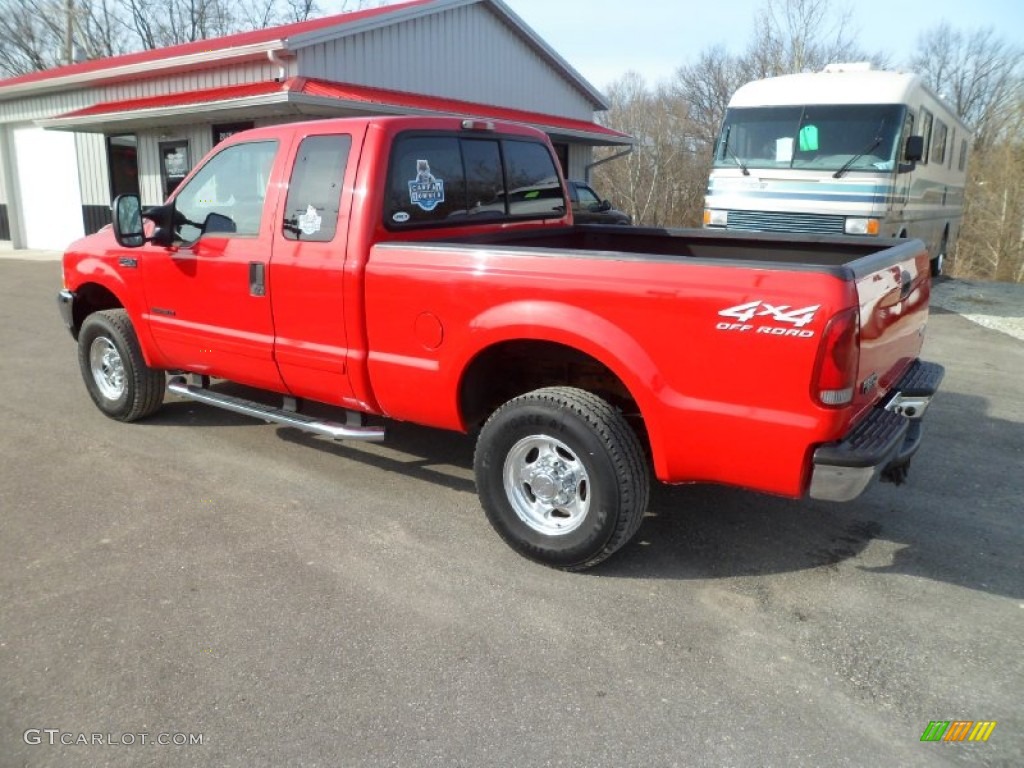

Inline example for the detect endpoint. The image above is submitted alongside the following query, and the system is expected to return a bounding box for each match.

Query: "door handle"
[249,262,266,297]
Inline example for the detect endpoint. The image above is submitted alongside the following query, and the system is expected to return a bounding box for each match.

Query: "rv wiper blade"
[718,125,750,175]
[833,135,883,178]
[727,147,750,176]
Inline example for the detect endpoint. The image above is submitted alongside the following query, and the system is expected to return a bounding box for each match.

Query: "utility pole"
[64,0,75,65]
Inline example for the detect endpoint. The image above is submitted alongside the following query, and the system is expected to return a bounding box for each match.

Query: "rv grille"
[726,211,846,235]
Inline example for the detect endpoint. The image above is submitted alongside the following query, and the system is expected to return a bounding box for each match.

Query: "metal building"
[0,0,629,250]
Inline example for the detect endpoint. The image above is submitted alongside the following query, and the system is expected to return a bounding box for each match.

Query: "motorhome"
[704,64,970,275]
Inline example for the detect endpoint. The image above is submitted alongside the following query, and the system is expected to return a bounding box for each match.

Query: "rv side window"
[919,108,934,164]
[932,120,948,166]
[959,139,968,171]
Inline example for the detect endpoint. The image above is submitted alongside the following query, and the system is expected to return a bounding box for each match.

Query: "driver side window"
[173,140,278,242]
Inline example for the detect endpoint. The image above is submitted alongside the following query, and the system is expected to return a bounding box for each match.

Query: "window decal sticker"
[297,204,322,236]
[408,159,445,211]
[392,211,411,223]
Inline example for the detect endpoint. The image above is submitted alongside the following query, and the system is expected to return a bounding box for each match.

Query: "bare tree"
[669,46,749,151]
[745,0,885,78]
[909,24,1024,282]
[0,0,68,75]
[593,73,709,227]
[910,23,1024,149]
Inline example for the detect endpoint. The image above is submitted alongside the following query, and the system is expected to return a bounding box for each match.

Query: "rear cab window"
[385,132,566,229]
[282,134,352,242]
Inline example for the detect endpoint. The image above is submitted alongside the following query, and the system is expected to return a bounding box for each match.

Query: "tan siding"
[297,4,596,120]
[568,144,591,182]
[74,133,109,205]
[136,131,162,205]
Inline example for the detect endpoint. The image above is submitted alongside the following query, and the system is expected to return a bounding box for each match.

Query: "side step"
[167,375,385,442]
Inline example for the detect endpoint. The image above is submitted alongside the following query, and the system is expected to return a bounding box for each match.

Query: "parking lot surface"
[1,257,1021,767]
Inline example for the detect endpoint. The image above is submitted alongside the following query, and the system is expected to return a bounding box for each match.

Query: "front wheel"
[473,387,650,570]
[77,309,165,422]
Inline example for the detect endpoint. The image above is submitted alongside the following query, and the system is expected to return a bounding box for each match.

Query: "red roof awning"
[43,77,631,145]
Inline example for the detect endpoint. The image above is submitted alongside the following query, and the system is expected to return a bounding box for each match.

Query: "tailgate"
[849,239,932,419]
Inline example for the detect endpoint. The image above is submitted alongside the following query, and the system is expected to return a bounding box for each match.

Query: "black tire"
[77,309,165,422]
[473,387,650,571]
[931,232,948,277]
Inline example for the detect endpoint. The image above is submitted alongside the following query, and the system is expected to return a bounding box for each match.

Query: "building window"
[959,139,968,171]
[159,140,191,199]
[212,122,255,146]
[106,134,139,199]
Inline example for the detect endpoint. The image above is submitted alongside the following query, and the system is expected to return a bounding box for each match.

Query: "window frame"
[383,130,567,232]
[169,139,279,243]
[281,133,353,243]
[919,108,934,165]
[932,119,948,166]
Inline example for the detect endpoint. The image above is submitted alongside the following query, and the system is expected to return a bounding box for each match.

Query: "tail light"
[812,307,860,407]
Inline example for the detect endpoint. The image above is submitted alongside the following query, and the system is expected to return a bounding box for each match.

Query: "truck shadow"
[600,389,1023,601]
[277,420,477,496]
[152,383,1021,601]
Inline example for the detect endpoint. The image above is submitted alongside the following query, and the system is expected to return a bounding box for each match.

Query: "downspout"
[267,49,288,82]
[584,145,634,183]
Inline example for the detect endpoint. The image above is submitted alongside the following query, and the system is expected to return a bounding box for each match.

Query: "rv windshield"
[714,104,906,173]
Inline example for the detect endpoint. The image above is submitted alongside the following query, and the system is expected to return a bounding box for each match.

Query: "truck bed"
[443,225,922,276]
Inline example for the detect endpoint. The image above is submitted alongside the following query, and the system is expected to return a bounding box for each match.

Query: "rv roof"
[730,70,921,108]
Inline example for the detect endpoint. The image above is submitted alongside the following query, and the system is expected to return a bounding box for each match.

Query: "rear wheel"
[473,387,650,570]
[77,309,165,422]
[931,231,948,277]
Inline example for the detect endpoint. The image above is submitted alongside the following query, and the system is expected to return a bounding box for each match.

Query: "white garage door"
[12,126,85,251]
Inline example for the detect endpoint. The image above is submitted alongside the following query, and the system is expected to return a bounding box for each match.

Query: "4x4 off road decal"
[408,159,445,211]
[717,300,820,338]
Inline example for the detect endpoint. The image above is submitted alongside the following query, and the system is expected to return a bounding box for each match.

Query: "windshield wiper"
[719,126,750,175]
[833,122,886,178]
[727,147,750,176]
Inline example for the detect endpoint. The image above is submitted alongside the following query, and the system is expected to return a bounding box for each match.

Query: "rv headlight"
[844,217,880,235]
[704,209,728,227]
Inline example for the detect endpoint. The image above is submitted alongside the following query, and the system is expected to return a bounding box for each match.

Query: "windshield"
[714,104,906,173]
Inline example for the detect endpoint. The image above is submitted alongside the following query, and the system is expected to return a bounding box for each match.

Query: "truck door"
[140,139,286,390]
[270,129,364,407]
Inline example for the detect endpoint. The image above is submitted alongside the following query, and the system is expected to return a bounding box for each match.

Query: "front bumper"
[57,289,77,339]
[809,360,945,501]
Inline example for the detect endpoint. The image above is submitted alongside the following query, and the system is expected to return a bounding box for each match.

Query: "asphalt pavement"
[1,257,1021,767]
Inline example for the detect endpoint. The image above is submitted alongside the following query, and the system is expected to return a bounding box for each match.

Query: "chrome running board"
[167,375,385,442]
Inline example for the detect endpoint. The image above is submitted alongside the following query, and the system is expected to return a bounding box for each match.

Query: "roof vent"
[822,62,874,73]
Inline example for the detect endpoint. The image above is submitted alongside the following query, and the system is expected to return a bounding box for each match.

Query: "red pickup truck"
[58,115,943,570]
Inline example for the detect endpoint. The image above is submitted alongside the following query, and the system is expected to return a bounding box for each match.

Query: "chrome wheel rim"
[502,435,591,536]
[89,336,126,401]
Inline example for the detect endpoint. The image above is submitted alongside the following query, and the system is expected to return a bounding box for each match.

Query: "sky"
[495,0,1024,91]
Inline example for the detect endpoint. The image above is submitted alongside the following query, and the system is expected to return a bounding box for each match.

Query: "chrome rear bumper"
[809,360,944,502]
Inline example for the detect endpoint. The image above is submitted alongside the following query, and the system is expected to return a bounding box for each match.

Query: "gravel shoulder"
[931,277,1024,341]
